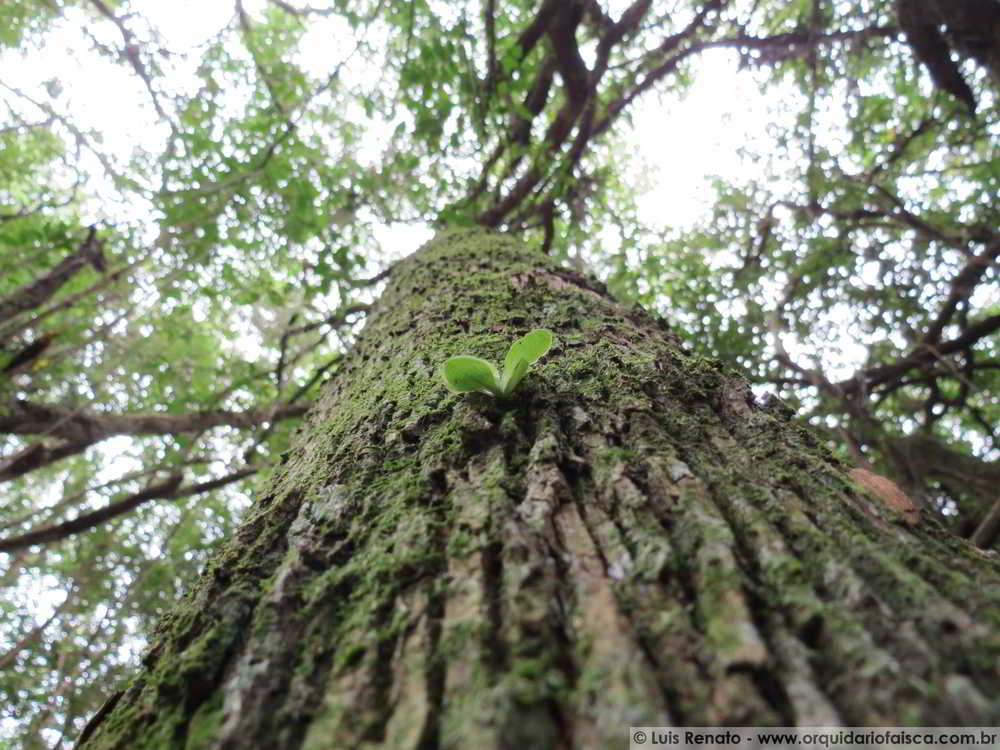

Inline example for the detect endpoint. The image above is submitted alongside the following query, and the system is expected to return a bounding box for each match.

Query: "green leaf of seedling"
[442,356,502,396]
[500,357,530,396]
[443,329,554,399]
[500,329,553,394]
[507,329,553,367]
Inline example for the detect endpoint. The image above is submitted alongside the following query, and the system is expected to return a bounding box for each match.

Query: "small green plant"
[441,329,554,398]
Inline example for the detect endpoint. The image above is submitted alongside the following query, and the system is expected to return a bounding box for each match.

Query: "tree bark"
[77,229,1000,749]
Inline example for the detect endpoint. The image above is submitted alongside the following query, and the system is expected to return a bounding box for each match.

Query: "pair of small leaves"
[442,329,554,398]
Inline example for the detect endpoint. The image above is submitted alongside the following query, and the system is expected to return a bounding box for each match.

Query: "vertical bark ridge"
[79,229,1000,750]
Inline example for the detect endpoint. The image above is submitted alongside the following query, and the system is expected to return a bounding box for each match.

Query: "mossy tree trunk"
[79,229,1000,749]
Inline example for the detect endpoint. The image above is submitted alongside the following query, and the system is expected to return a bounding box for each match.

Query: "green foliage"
[442,329,553,397]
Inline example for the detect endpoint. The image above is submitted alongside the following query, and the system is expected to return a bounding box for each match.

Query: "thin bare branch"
[86,0,169,120]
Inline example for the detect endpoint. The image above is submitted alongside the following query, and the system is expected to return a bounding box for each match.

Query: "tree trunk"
[77,229,1000,749]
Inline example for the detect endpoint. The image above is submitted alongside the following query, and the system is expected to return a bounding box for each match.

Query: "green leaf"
[442,356,501,395]
[500,329,553,394]
[504,328,553,369]
[500,356,530,395]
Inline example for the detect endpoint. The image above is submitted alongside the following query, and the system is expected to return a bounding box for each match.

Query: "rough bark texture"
[78,229,1000,749]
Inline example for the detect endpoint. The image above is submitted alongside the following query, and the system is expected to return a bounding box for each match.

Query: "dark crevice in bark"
[481,532,508,676]
[630,624,689,724]
[732,662,795,722]
[733,593,797,723]
[545,696,574,750]
[797,612,825,649]
[546,549,579,748]
[415,578,445,750]
[362,593,403,744]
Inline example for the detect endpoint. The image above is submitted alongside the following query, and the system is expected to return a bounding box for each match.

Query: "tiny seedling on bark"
[442,329,553,398]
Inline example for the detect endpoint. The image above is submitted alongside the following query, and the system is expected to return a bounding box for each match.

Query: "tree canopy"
[1,0,997,745]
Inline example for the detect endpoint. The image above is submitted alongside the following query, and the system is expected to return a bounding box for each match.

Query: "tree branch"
[0,400,309,442]
[839,314,1000,397]
[0,472,184,552]
[0,465,259,553]
[0,227,104,325]
[86,0,169,120]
